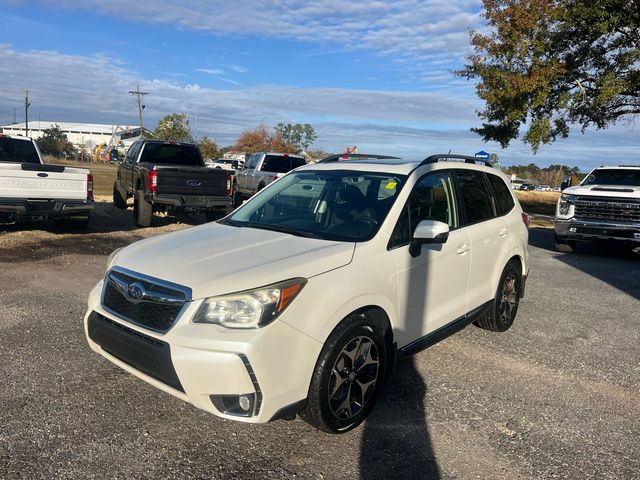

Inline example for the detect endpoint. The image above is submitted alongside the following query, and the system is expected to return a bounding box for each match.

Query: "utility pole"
[128,85,148,138]
[13,108,16,124]
[24,90,31,136]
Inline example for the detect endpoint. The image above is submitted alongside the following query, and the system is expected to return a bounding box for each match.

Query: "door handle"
[498,227,508,237]
[456,243,470,254]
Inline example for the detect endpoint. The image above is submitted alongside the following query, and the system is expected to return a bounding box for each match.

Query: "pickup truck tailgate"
[156,168,228,196]
[0,163,89,201]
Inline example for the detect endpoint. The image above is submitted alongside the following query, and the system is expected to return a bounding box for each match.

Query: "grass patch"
[45,157,116,197]
[515,191,559,215]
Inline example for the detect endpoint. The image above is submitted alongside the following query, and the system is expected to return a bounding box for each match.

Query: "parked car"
[85,153,529,433]
[553,186,561,192]
[554,165,640,252]
[536,184,551,192]
[233,152,306,206]
[0,133,93,229]
[206,158,244,171]
[112,139,232,226]
[520,183,536,191]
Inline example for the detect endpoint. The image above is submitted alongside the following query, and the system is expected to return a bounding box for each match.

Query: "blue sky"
[0,0,638,170]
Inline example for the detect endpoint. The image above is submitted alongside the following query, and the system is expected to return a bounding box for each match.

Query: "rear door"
[454,169,511,310]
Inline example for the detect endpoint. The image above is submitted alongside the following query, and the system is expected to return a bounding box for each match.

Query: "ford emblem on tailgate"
[126,282,146,302]
[186,179,202,187]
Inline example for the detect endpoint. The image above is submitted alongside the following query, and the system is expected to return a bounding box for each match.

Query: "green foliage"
[198,136,219,160]
[274,123,317,151]
[153,113,192,142]
[504,163,583,185]
[458,0,640,151]
[36,124,77,158]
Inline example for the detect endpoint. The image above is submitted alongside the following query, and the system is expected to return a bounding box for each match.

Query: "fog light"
[239,395,251,412]
[210,393,256,417]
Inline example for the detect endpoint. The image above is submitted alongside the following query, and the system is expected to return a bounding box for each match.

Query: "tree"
[198,136,219,160]
[37,124,76,158]
[274,123,317,151]
[458,0,640,151]
[153,113,192,142]
[233,125,271,153]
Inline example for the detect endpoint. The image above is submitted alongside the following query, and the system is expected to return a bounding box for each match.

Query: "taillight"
[149,168,158,192]
[226,174,232,196]
[87,173,94,201]
[521,212,530,229]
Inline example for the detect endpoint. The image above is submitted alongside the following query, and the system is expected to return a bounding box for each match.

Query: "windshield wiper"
[245,222,323,239]
[219,218,241,226]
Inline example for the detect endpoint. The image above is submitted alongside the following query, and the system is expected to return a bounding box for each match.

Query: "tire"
[134,189,153,227]
[53,217,90,231]
[257,183,265,192]
[113,180,127,209]
[232,185,244,208]
[554,234,576,253]
[300,314,387,433]
[474,261,522,332]
[205,209,225,222]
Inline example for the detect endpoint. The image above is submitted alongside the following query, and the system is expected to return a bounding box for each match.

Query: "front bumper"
[84,280,322,423]
[0,198,93,219]
[555,218,640,242]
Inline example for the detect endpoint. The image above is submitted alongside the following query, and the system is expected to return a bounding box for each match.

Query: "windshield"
[582,168,640,187]
[0,137,40,164]
[140,143,203,166]
[225,170,406,241]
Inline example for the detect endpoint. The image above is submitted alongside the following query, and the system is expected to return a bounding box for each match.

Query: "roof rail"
[317,153,401,163]
[617,164,640,167]
[419,154,493,167]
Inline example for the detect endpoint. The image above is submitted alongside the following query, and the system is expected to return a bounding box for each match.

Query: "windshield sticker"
[385,181,397,190]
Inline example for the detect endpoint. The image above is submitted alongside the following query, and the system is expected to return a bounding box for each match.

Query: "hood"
[563,184,640,199]
[112,223,355,299]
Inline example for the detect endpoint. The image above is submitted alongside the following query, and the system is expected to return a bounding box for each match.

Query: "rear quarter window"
[486,173,515,215]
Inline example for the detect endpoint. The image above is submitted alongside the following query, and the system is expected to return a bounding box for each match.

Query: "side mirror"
[409,220,449,257]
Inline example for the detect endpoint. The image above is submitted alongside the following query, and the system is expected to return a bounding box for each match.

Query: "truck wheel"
[300,314,387,434]
[134,190,153,227]
[113,181,127,209]
[232,186,244,208]
[53,217,90,231]
[554,234,576,253]
[257,183,265,192]
[474,261,521,332]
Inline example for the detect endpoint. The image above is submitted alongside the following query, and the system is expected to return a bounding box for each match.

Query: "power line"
[128,85,148,137]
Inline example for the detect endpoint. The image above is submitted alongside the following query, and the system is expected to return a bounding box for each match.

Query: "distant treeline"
[503,163,584,186]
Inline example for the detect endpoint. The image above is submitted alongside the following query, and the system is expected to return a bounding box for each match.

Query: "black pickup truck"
[113,139,232,226]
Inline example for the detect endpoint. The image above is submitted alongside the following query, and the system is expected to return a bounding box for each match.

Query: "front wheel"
[301,315,387,433]
[474,261,522,332]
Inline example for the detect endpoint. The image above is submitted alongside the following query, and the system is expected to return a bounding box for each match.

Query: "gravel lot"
[1,201,638,479]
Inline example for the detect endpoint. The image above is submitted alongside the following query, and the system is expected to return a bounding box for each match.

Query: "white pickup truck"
[555,165,640,252]
[0,134,94,228]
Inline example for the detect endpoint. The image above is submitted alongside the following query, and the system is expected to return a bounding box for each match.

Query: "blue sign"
[475,150,490,159]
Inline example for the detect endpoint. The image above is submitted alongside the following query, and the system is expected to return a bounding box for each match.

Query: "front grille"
[102,267,190,333]
[574,196,640,223]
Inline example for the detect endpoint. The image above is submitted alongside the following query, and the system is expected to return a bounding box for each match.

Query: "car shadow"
[529,227,640,300]
[359,357,440,479]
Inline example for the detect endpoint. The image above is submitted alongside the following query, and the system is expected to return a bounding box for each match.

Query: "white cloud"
[0,44,637,170]
[196,68,224,75]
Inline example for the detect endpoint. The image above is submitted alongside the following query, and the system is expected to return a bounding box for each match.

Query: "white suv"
[84,154,529,433]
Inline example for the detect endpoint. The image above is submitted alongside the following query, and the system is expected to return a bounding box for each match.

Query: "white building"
[0,121,148,150]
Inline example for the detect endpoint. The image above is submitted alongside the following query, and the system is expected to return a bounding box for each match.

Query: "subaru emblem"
[126,282,146,302]
[186,179,202,187]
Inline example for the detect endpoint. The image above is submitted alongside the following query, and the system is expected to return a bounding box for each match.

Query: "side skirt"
[397,300,494,359]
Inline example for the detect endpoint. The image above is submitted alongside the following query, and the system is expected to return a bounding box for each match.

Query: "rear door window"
[139,143,203,166]
[261,155,303,173]
[0,137,40,164]
[454,170,496,225]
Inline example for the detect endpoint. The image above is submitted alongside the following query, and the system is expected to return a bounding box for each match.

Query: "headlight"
[193,278,307,329]
[558,194,576,216]
[106,247,123,269]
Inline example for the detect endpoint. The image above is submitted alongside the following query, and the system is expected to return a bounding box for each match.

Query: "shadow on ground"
[360,357,439,479]
[529,227,639,299]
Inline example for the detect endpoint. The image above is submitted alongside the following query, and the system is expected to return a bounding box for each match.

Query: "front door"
[389,170,471,348]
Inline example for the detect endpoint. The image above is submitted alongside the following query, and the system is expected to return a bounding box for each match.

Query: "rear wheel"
[205,209,226,222]
[232,185,244,208]
[554,234,576,253]
[301,314,387,433]
[134,189,153,227]
[474,261,521,332]
[112,180,127,209]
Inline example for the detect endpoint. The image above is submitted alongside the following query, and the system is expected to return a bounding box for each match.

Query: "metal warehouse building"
[0,121,144,149]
